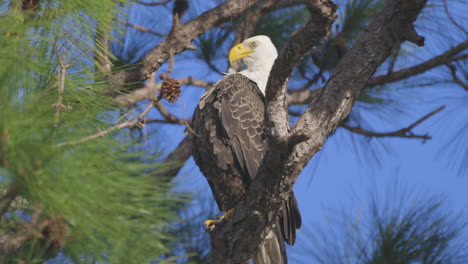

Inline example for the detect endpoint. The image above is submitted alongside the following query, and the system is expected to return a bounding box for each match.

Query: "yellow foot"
[203,209,234,232]
[224,208,234,220]
[204,219,221,231]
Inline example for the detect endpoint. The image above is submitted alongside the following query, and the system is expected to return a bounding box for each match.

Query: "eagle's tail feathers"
[252,221,287,264]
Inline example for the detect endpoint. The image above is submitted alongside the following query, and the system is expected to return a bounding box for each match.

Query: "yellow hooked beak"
[228,43,254,64]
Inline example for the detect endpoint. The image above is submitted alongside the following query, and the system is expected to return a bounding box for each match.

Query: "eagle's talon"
[225,208,234,219]
[203,209,234,232]
[204,219,220,231]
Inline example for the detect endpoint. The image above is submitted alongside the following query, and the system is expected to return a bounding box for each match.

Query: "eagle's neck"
[239,58,275,95]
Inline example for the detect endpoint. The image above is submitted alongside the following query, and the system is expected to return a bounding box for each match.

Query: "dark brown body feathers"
[192,74,301,262]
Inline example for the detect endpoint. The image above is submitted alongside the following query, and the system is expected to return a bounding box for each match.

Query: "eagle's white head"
[228,35,278,95]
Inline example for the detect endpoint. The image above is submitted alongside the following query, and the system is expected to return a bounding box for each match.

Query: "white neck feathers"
[239,57,275,95]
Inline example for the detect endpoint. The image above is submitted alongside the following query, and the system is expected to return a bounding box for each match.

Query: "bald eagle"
[192,35,301,264]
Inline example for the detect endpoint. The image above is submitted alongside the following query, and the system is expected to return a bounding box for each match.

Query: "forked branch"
[208,0,429,263]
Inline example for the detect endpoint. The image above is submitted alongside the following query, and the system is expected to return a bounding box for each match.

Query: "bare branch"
[452,54,468,61]
[115,76,212,106]
[288,40,468,105]
[108,0,263,90]
[368,40,468,86]
[116,18,166,37]
[144,119,184,124]
[178,76,214,90]
[265,1,338,137]
[446,63,468,91]
[61,59,183,147]
[166,51,175,78]
[387,46,401,75]
[154,101,188,125]
[443,0,468,34]
[340,106,445,140]
[57,102,155,147]
[115,82,161,106]
[131,0,172,6]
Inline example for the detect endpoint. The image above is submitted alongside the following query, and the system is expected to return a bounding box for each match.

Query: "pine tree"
[0,1,184,263]
[2,0,466,263]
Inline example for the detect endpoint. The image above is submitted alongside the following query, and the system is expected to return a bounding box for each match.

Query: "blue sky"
[115,0,468,263]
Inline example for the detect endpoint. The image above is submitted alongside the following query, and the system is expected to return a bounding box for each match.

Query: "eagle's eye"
[249,42,257,49]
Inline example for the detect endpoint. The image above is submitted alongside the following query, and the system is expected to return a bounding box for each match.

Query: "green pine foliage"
[0,1,183,263]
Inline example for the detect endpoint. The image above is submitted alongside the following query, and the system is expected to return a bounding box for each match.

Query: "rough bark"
[107,0,262,94]
[208,0,428,263]
[287,39,468,105]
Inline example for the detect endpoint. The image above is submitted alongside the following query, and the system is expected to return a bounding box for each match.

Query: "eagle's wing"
[192,74,301,254]
[214,74,266,182]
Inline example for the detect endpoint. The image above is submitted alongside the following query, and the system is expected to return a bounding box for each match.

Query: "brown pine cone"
[161,78,181,103]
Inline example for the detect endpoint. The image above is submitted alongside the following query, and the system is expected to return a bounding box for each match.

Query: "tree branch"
[340,106,445,140]
[288,40,468,105]
[154,101,189,125]
[57,101,156,147]
[367,40,468,86]
[116,18,166,37]
[107,0,263,92]
[115,76,212,106]
[208,0,428,263]
[130,0,172,6]
[443,0,468,34]
[446,63,468,91]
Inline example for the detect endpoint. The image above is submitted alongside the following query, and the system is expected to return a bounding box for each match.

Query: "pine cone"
[43,216,68,248]
[22,0,40,11]
[161,78,181,103]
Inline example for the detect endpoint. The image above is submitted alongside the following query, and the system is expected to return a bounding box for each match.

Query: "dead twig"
[131,0,172,6]
[116,18,166,37]
[57,101,156,147]
[443,0,468,34]
[167,51,175,78]
[154,101,186,125]
[152,101,198,136]
[446,63,468,91]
